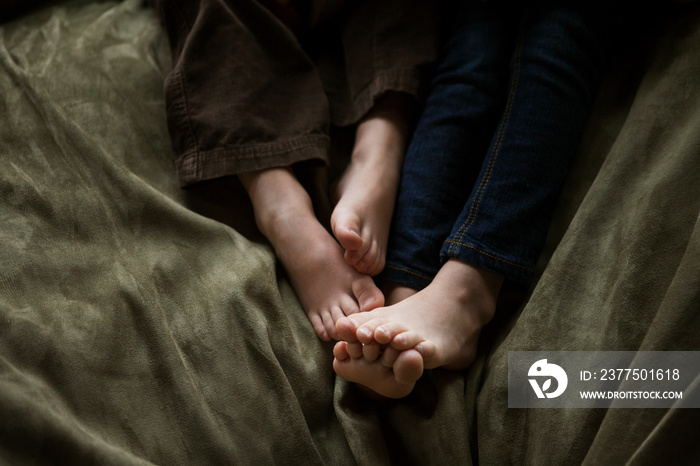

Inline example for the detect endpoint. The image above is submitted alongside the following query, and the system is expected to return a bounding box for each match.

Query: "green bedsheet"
[1,1,699,464]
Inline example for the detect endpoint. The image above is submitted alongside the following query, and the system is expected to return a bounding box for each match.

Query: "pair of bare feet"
[333,259,503,398]
[239,93,410,341]
[239,91,503,398]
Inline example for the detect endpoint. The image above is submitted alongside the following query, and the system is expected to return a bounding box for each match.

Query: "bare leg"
[240,167,385,341]
[333,259,503,397]
[331,92,415,276]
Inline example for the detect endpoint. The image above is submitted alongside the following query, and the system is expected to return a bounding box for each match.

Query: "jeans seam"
[448,22,526,256]
[443,240,533,271]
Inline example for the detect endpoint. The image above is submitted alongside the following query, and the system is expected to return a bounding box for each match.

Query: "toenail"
[358,328,371,339]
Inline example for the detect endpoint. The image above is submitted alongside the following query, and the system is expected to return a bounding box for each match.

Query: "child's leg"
[326,0,440,276]
[334,2,606,397]
[152,0,391,341]
[331,92,416,276]
[239,168,384,341]
[378,2,517,292]
[438,4,605,284]
[332,0,516,397]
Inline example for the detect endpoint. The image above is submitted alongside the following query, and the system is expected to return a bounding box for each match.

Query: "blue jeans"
[382,0,605,289]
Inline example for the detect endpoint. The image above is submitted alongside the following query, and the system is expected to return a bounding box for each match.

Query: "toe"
[327,306,349,340]
[339,293,360,317]
[309,313,330,341]
[336,316,359,342]
[344,249,361,266]
[416,340,439,368]
[345,239,373,272]
[374,321,410,345]
[321,312,337,341]
[333,341,350,360]
[390,330,425,351]
[380,346,401,368]
[343,249,365,266]
[362,341,382,361]
[351,243,374,275]
[338,312,380,343]
[346,311,378,327]
[346,341,364,359]
[330,305,347,330]
[352,254,370,274]
[356,318,388,344]
[393,349,424,384]
[352,277,385,312]
[357,242,385,277]
[331,210,363,252]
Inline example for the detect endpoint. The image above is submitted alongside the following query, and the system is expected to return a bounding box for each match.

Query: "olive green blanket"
[1,1,699,464]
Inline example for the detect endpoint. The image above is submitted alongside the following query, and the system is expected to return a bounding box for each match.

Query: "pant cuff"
[175,134,330,187]
[441,238,534,284]
[379,263,435,291]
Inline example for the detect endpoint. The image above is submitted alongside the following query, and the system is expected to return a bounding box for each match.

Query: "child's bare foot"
[240,168,385,341]
[333,259,503,397]
[333,340,423,398]
[331,93,415,276]
[330,152,399,276]
[331,283,419,398]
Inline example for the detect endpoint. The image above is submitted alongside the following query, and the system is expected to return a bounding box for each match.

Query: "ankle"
[362,91,418,139]
[238,168,316,240]
[352,93,416,166]
[435,259,504,323]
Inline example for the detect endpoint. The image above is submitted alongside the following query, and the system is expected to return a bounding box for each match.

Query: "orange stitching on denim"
[384,265,433,281]
[444,240,533,270]
[449,26,526,256]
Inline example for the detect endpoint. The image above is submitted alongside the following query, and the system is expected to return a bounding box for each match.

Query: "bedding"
[1,1,699,464]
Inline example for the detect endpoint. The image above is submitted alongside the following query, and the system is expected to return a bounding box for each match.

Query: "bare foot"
[240,168,385,341]
[331,92,415,276]
[333,340,423,399]
[332,282,421,398]
[333,259,503,397]
[383,282,418,305]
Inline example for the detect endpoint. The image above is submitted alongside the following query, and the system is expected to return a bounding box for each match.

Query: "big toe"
[393,349,424,384]
[336,316,359,342]
[352,242,385,277]
[352,276,384,312]
[331,209,363,252]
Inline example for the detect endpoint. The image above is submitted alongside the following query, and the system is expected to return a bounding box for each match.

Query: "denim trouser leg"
[383,1,604,289]
[381,1,517,290]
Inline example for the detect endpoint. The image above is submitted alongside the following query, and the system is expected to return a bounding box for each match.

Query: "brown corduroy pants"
[149,0,439,187]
